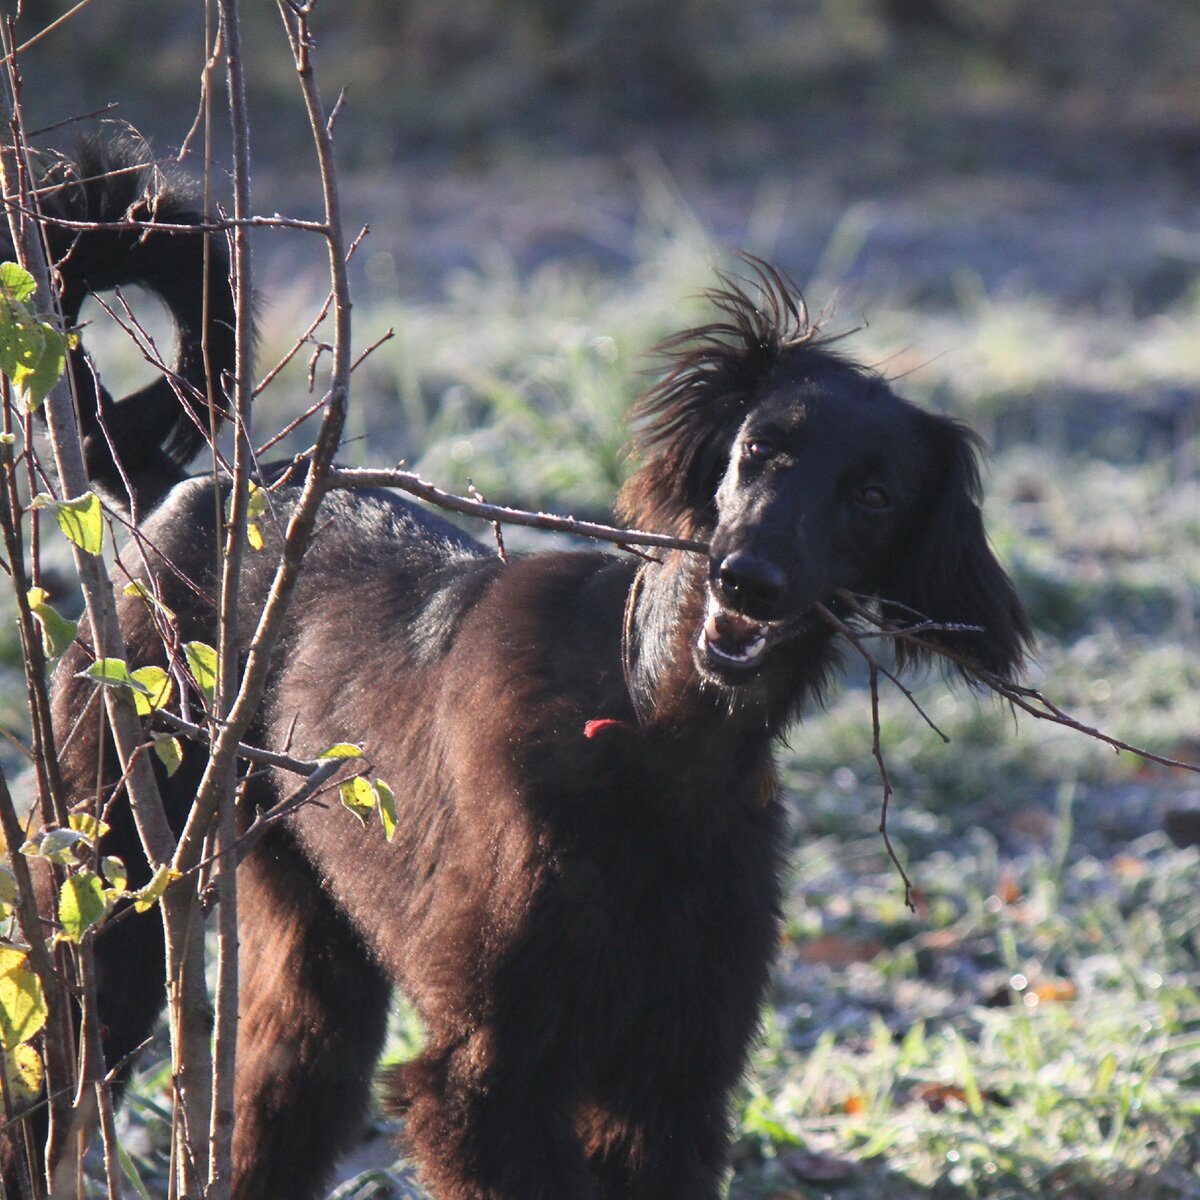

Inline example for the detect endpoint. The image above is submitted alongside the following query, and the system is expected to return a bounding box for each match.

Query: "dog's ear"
[887,415,1032,683]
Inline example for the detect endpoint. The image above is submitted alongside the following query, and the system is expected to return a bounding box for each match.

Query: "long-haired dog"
[3,140,1031,1199]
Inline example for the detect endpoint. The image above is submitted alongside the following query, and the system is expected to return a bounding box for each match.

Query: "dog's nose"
[716,552,785,616]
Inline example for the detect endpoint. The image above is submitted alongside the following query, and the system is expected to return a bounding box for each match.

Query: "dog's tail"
[20,134,235,513]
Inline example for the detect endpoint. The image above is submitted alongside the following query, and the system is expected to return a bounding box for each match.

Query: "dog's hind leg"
[231,823,391,1200]
[395,1021,600,1200]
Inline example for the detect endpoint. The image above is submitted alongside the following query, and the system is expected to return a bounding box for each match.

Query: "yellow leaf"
[0,951,46,1050]
[339,777,377,827]
[4,1041,43,1102]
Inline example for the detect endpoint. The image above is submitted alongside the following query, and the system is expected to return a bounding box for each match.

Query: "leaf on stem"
[26,586,79,656]
[130,865,181,913]
[80,657,134,688]
[184,641,219,705]
[318,743,363,760]
[153,733,184,777]
[226,479,269,551]
[130,665,174,716]
[2,1041,43,1102]
[57,871,108,943]
[102,855,128,894]
[339,776,377,827]
[0,946,46,1051]
[31,491,105,555]
[376,778,397,842]
[0,262,73,411]
[20,827,89,865]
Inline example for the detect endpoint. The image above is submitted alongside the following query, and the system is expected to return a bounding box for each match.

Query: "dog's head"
[618,262,1032,691]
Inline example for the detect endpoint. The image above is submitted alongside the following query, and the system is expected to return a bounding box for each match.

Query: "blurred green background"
[6,2,1200,1197]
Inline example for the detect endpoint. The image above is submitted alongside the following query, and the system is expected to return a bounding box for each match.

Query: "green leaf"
[0,303,37,390]
[101,856,128,894]
[0,947,46,1051]
[15,324,69,411]
[247,481,267,521]
[31,492,104,555]
[116,1139,154,1200]
[130,665,173,716]
[153,734,184,777]
[339,777,377,827]
[318,743,363,760]
[246,483,267,551]
[0,266,71,411]
[376,779,398,843]
[80,657,134,688]
[21,827,88,865]
[1094,1051,1118,1097]
[0,866,15,906]
[184,641,219,705]
[0,263,35,303]
[227,482,268,552]
[131,865,181,913]
[57,871,108,943]
[26,586,79,657]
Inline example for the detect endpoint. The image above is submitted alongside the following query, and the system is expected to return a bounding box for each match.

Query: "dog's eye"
[855,484,892,511]
[744,439,775,463]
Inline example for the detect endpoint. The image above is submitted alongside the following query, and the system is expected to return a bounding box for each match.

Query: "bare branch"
[327,466,708,555]
[154,709,328,778]
[838,594,1200,778]
[207,3,255,1189]
[164,0,358,883]
[8,203,330,235]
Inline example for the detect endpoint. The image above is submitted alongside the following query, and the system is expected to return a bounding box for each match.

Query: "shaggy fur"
[2,143,1031,1200]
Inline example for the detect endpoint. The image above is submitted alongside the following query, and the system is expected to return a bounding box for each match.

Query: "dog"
[3,139,1030,1199]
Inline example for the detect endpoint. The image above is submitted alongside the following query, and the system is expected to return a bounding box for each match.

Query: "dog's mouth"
[696,591,834,682]
[697,594,777,677]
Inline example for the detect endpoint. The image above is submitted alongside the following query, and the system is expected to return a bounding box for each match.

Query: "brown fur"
[1,144,1030,1199]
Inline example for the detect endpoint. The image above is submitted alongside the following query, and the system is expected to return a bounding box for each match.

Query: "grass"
[13,154,1200,1199]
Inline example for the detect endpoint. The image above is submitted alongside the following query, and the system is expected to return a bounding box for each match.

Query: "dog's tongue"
[703,605,768,665]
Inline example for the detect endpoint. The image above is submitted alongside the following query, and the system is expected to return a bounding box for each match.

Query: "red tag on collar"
[583,718,634,739]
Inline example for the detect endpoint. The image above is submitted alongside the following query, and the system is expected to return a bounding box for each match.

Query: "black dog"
[5,141,1030,1199]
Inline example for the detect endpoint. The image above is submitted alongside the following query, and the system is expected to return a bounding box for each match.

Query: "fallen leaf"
[1033,979,1077,1004]
[797,934,885,967]
[913,1082,1010,1112]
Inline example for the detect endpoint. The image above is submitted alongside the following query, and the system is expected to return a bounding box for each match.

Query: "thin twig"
[468,481,508,562]
[814,590,1200,903]
[251,223,369,402]
[208,4,253,1186]
[327,466,708,555]
[867,665,914,910]
[8,203,330,235]
[28,102,120,140]
[154,709,328,777]
[840,596,1200,777]
[812,601,950,743]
